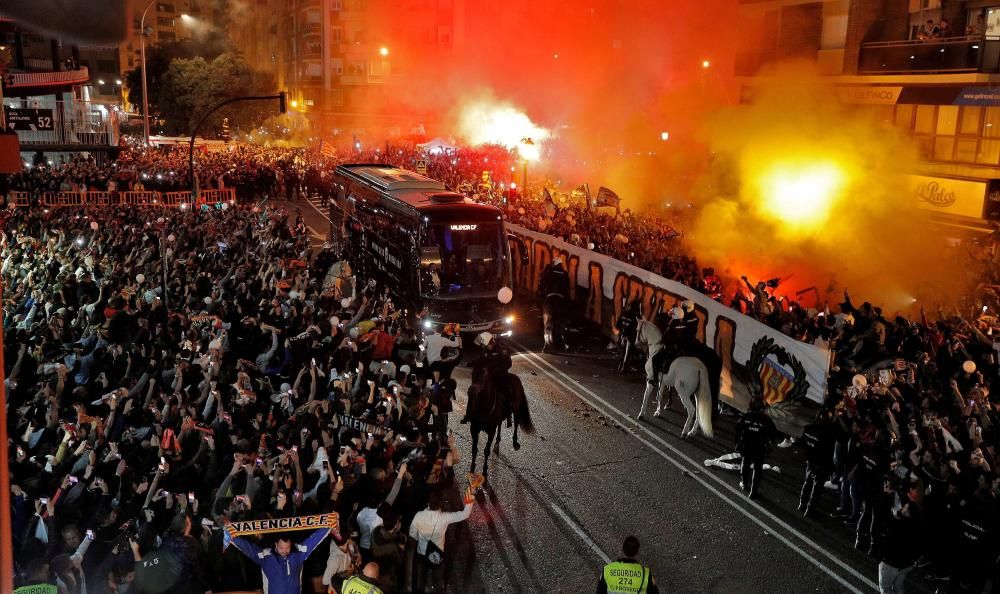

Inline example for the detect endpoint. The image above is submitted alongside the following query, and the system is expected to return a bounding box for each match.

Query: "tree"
[150,52,276,136]
[123,35,229,120]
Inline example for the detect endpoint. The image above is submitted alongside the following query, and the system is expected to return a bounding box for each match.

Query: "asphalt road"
[282,197,896,594]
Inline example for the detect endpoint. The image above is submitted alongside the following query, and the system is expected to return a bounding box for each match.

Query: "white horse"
[634,318,715,439]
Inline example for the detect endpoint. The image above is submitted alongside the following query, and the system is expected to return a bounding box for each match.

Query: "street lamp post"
[140,0,156,145]
[0,43,12,594]
[519,137,535,198]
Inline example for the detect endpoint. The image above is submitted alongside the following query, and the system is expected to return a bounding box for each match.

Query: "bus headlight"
[423,320,433,330]
[505,315,515,325]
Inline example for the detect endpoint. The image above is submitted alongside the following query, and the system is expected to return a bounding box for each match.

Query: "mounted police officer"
[596,536,660,594]
[461,332,513,424]
[539,256,571,352]
[735,396,777,499]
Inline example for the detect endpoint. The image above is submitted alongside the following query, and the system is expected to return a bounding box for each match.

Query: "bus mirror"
[508,234,529,265]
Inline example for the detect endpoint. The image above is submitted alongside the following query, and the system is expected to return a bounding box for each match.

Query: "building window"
[158,31,176,41]
[914,105,935,134]
[353,29,365,43]
[438,25,452,45]
[894,104,915,129]
[157,16,175,27]
[331,57,343,74]
[331,27,343,42]
[157,3,175,12]
[332,0,342,9]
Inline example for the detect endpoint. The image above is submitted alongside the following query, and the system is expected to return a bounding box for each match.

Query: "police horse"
[466,365,535,476]
[634,318,718,439]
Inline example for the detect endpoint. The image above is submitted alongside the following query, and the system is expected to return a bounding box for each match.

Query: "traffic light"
[278,91,287,114]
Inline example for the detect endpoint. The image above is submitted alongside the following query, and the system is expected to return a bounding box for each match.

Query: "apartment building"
[738,0,1000,232]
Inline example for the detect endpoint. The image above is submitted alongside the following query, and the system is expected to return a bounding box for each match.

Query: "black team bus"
[329,163,527,335]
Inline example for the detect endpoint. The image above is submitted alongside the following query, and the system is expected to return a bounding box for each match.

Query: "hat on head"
[400,364,411,375]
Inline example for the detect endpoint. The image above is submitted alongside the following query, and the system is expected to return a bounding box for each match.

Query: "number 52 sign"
[6,108,54,131]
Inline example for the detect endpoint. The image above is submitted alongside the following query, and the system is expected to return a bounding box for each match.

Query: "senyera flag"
[223,513,340,549]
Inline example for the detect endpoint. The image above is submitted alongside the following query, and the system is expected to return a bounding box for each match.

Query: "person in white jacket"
[408,490,473,593]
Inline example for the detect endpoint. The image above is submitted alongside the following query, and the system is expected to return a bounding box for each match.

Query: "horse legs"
[493,424,501,455]
[654,378,671,417]
[482,427,496,477]
[680,390,698,439]
[470,425,480,474]
[512,416,521,451]
[637,377,659,420]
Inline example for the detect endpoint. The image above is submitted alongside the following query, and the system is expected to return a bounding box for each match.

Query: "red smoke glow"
[338,0,739,208]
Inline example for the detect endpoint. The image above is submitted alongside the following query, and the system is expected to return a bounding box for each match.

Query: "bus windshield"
[419,222,505,298]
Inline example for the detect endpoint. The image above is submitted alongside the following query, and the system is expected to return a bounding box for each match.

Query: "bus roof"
[335,163,485,212]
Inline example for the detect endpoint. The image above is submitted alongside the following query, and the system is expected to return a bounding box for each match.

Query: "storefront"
[908,173,1000,231]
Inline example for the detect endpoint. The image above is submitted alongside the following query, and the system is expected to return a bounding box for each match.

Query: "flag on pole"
[543,187,558,217]
[571,183,591,204]
[594,186,621,210]
[318,140,335,159]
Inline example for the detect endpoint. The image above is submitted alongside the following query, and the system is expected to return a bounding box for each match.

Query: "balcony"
[858,36,990,74]
[5,67,90,91]
[3,99,119,148]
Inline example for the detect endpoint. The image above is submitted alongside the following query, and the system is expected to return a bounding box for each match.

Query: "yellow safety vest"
[340,575,384,594]
[14,586,58,594]
[602,561,650,594]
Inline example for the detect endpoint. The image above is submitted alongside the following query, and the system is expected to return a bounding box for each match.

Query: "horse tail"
[510,374,535,434]
[696,362,714,439]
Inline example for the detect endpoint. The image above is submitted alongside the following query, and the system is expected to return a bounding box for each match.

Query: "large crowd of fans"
[5,139,1000,592]
[2,201,474,593]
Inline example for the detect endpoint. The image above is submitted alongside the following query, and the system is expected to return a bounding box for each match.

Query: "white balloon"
[136,273,145,284]
[89,221,99,231]
[497,286,513,304]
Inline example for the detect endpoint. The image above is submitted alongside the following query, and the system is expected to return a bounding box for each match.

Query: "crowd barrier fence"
[6,189,237,209]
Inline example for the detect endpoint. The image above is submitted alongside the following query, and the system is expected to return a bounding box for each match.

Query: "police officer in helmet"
[735,396,777,499]
[461,332,513,424]
[798,407,835,517]
[539,256,571,352]
[597,536,659,594]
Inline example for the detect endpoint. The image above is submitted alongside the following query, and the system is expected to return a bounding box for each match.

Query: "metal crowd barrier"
[7,189,237,209]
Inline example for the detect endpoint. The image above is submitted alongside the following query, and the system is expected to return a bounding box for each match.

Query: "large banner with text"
[507,224,831,426]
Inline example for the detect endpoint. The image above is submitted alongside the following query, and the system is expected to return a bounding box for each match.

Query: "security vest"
[340,575,384,594]
[602,560,650,594]
[14,585,58,594]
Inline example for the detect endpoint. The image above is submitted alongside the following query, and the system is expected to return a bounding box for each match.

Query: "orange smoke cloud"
[689,62,962,311]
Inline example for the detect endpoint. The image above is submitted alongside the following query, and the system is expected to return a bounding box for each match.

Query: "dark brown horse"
[466,364,534,476]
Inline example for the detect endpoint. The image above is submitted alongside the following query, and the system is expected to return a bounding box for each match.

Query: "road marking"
[449,368,608,566]
[304,198,332,224]
[547,502,612,564]
[513,343,877,593]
